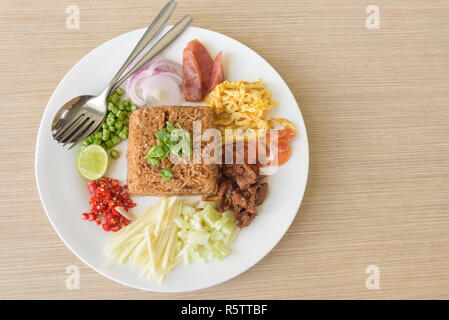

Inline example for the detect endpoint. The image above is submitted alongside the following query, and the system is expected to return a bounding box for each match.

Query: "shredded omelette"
[204,79,295,142]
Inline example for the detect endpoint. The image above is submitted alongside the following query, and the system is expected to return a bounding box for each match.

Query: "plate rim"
[35,26,310,293]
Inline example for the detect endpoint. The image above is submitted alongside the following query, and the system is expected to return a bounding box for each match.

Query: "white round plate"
[35,26,309,292]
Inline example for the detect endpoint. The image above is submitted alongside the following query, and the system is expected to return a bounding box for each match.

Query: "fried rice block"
[127,106,219,196]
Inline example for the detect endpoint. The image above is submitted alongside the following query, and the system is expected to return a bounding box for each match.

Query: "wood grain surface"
[1,0,449,299]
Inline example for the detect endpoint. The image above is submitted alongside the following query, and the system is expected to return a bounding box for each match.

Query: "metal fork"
[51,1,192,148]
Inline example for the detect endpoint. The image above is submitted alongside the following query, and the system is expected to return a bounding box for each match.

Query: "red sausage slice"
[208,51,224,92]
[183,49,203,102]
[185,39,213,94]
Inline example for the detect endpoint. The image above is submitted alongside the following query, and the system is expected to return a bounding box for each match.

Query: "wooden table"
[1,0,449,299]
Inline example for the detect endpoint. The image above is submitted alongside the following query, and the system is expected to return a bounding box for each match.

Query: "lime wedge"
[76,145,108,180]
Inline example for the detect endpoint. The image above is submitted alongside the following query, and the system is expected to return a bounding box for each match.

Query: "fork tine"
[81,121,100,139]
[64,120,96,147]
[63,120,95,147]
[54,113,85,141]
[60,117,90,144]
[67,122,101,150]
[69,120,95,143]
[67,126,97,150]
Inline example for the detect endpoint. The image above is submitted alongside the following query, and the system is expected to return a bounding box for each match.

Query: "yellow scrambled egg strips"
[204,79,294,142]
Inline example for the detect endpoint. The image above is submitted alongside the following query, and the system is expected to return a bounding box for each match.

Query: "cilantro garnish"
[159,168,173,181]
[144,122,192,181]
[166,121,175,133]
[146,157,160,166]
[169,123,192,157]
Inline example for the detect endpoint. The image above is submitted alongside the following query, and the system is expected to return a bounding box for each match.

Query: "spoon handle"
[108,0,177,90]
[112,15,193,90]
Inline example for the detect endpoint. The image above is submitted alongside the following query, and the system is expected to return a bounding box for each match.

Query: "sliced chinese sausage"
[182,49,203,102]
[208,51,224,92]
[185,39,213,94]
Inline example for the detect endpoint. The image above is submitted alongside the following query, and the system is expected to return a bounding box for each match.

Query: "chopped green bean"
[110,149,120,159]
[115,121,123,131]
[115,87,125,96]
[110,94,120,104]
[111,135,122,145]
[108,124,116,132]
[111,105,119,115]
[118,127,128,139]
[102,129,110,141]
[105,140,114,148]
[106,117,115,126]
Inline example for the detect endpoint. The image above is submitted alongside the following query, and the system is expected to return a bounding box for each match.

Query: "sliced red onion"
[127,71,147,106]
[146,58,183,77]
[140,73,183,106]
[162,72,183,86]
[127,72,183,107]
[125,57,183,107]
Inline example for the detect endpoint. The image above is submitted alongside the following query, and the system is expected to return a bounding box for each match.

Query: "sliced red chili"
[87,181,97,194]
[81,177,136,232]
